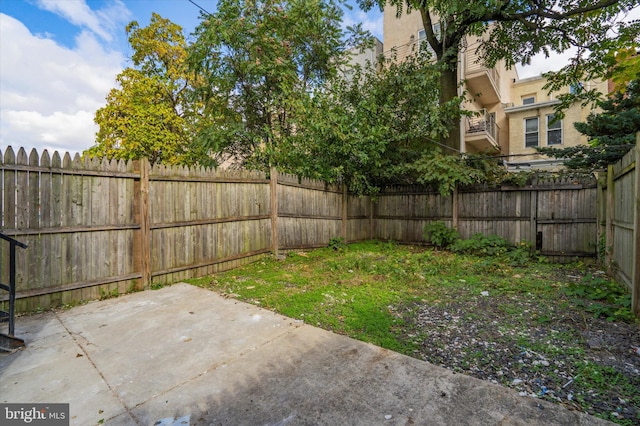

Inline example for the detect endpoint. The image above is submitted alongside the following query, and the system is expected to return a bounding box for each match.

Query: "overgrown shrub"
[328,237,347,251]
[423,221,459,248]
[450,233,512,256]
[561,274,634,322]
[451,234,535,266]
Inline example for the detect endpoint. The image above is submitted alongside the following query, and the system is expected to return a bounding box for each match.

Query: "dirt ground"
[398,281,640,424]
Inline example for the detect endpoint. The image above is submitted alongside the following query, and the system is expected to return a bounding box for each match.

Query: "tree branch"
[485,0,621,24]
[419,7,442,59]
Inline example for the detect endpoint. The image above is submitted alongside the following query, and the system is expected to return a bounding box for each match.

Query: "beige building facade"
[382,6,606,169]
[504,77,607,170]
[341,37,384,83]
[382,6,517,155]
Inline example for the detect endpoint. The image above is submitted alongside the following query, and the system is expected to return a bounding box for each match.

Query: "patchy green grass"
[186,240,639,424]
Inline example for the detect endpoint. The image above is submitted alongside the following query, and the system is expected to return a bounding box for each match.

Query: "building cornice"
[504,99,561,114]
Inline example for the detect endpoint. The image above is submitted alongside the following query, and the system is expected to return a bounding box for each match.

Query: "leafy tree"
[357,0,640,152]
[282,49,496,195]
[537,80,640,171]
[88,13,216,166]
[606,47,640,94]
[187,0,361,170]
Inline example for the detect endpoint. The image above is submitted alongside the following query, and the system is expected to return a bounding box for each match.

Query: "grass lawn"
[186,240,640,425]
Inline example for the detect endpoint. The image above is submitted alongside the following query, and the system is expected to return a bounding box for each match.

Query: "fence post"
[342,184,348,243]
[369,196,374,240]
[595,171,606,260]
[606,163,615,273]
[270,167,279,256]
[530,189,538,250]
[633,134,640,316]
[452,184,459,230]
[133,158,151,290]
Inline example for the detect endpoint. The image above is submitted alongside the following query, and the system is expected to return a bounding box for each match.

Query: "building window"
[570,82,584,94]
[547,114,562,145]
[522,96,535,105]
[525,117,539,147]
[418,23,440,56]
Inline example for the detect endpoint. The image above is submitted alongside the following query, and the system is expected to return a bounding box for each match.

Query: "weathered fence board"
[347,194,371,242]
[602,135,639,314]
[5,142,634,314]
[277,173,343,250]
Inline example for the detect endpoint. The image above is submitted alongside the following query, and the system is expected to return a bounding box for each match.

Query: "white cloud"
[35,0,130,43]
[2,110,96,151]
[516,48,579,79]
[343,8,383,40]
[0,13,125,155]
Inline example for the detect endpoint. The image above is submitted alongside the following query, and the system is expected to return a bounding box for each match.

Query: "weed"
[451,233,512,256]
[423,221,459,248]
[450,234,536,266]
[561,274,633,322]
[61,299,87,310]
[99,287,119,300]
[328,237,347,251]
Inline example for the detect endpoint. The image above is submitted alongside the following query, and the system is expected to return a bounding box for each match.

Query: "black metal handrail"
[0,232,27,338]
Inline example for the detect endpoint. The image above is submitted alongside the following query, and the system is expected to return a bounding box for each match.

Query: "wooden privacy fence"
[374,177,598,262]
[601,135,639,315]
[0,144,619,314]
[0,147,272,312]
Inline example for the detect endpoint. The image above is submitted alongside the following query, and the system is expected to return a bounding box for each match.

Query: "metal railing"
[465,113,498,145]
[1,232,27,350]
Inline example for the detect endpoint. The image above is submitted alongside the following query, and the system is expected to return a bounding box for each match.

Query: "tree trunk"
[417,5,463,154]
[439,63,461,153]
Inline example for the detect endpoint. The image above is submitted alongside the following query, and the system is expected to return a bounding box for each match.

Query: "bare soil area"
[398,284,640,424]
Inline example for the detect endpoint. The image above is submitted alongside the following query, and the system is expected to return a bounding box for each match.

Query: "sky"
[0,0,385,155]
[0,1,637,156]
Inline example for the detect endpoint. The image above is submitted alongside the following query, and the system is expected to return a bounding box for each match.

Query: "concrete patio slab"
[1,283,613,425]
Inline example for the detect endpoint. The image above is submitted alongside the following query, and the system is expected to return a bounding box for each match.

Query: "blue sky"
[0,0,383,155]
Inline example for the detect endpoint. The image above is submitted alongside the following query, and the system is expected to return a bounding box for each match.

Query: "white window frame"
[546,114,562,145]
[522,96,535,105]
[524,117,539,148]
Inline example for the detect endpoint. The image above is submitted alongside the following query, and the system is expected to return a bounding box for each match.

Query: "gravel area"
[397,290,640,424]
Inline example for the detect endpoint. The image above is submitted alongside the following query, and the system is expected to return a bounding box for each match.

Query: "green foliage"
[423,221,459,248]
[284,49,462,194]
[451,233,513,256]
[99,287,119,300]
[561,274,633,322]
[357,0,638,151]
[87,14,215,166]
[187,0,362,170]
[328,237,347,251]
[407,148,485,196]
[451,234,535,266]
[537,80,639,171]
[606,46,640,93]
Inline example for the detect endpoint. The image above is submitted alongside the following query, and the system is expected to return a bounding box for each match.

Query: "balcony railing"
[465,113,499,152]
[383,41,418,63]
[464,49,500,103]
[465,60,499,84]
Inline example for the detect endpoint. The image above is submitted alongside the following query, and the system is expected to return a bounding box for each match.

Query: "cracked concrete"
[1,284,613,425]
